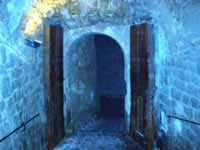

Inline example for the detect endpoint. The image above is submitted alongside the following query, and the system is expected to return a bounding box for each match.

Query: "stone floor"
[78,118,126,133]
[54,131,143,150]
[54,118,144,150]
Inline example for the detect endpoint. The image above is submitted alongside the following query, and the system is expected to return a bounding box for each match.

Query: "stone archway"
[63,31,128,133]
[64,25,131,130]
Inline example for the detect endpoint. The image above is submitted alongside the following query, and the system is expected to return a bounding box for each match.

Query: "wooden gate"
[43,24,65,149]
[130,23,155,149]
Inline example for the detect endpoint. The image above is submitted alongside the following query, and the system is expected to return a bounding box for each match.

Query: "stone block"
[183,106,193,119]
[6,53,16,68]
[197,63,200,74]
[0,47,6,64]
[186,84,199,97]
[11,68,22,78]
[0,114,2,125]
[190,97,200,109]
[0,65,6,74]
[182,94,189,105]
[0,138,12,150]
[173,78,186,92]
[194,111,200,123]
[1,76,12,98]
[0,100,5,111]
[171,88,182,101]
[190,74,200,86]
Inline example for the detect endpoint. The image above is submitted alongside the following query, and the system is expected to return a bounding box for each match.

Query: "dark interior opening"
[100,96,124,118]
[94,34,126,132]
[69,34,127,133]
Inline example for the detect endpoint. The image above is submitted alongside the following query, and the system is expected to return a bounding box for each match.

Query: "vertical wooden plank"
[145,23,156,150]
[130,23,155,149]
[130,24,148,140]
[43,24,64,149]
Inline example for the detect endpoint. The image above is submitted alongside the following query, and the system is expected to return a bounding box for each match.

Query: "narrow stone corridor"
[54,118,143,150]
[0,1,200,150]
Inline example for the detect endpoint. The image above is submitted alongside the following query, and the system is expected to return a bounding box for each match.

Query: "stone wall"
[25,0,149,34]
[153,0,200,149]
[0,1,45,149]
[2,0,200,149]
[64,34,98,130]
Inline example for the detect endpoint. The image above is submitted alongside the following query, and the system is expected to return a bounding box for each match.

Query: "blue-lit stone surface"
[7,0,33,33]
[63,33,127,134]
[153,0,200,149]
[54,118,143,150]
[0,1,45,150]
[54,132,143,150]
[63,25,131,133]
[0,0,200,150]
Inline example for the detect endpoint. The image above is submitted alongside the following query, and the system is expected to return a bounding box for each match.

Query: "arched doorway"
[64,33,126,133]
[44,24,155,149]
[95,34,126,132]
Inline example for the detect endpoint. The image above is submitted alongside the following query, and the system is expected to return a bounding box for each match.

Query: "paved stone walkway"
[54,118,144,150]
[54,131,143,150]
[78,118,126,133]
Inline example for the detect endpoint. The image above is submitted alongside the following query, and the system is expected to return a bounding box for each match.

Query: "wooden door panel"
[130,23,155,149]
[44,25,65,149]
[130,25,148,59]
[131,65,148,89]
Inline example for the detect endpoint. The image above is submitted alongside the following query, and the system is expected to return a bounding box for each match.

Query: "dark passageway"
[1,1,200,150]
[55,34,143,150]
[95,34,126,133]
[64,33,127,133]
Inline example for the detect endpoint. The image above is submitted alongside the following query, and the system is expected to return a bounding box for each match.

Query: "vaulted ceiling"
[0,0,199,36]
[22,0,150,35]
